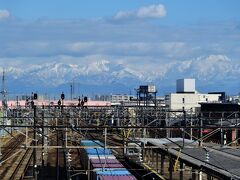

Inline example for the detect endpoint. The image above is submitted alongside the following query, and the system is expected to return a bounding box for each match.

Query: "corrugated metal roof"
[182,148,240,178]
[143,138,240,179]
[137,138,197,147]
[217,148,240,157]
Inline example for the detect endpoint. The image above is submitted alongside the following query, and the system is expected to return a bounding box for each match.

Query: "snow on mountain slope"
[2,54,240,94]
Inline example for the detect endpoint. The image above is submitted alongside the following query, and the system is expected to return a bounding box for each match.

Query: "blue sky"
[0,1,239,94]
[0,0,239,23]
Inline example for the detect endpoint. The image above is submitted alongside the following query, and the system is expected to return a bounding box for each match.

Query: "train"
[80,140,136,180]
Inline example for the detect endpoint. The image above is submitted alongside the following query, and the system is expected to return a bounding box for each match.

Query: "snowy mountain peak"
[83,59,110,74]
[1,54,239,94]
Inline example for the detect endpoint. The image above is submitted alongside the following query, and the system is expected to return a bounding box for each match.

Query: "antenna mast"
[1,70,7,109]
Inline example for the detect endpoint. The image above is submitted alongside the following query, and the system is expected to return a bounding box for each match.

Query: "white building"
[166,79,221,112]
[229,95,240,104]
[166,93,221,111]
[111,94,133,103]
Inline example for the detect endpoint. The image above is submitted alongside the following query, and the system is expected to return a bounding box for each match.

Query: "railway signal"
[61,92,65,100]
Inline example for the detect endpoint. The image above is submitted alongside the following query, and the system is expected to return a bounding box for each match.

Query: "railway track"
[0,134,25,162]
[56,131,66,180]
[55,110,67,180]
[0,139,33,180]
[0,134,27,179]
[39,110,68,180]
[9,147,33,180]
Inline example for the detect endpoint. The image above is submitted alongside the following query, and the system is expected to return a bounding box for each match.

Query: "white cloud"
[65,41,190,58]
[0,18,239,69]
[137,4,166,18]
[67,42,96,52]
[115,4,166,19]
[0,9,10,20]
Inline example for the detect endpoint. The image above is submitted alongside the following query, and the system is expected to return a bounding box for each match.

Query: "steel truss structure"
[0,104,239,179]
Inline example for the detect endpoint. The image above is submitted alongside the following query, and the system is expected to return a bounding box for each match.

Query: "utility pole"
[199,113,203,147]
[190,108,193,141]
[33,105,37,180]
[70,84,73,100]
[221,113,224,147]
[0,70,7,157]
[1,70,7,129]
[182,108,186,148]
[41,107,44,167]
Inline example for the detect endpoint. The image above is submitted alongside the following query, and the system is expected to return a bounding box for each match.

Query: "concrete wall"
[167,93,221,111]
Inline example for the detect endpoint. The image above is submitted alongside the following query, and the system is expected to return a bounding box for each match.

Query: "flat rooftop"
[138,138,240,179]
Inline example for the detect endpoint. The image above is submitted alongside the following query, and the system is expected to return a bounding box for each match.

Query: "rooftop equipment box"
[139,85,156,93]
[176,79,195,93]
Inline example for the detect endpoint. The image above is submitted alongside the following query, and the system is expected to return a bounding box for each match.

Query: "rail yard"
[0,96,239,180]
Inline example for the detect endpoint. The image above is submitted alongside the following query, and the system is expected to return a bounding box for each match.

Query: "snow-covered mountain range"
[2,54,240,96]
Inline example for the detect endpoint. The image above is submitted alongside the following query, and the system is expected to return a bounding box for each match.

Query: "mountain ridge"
[2,54,240,95]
